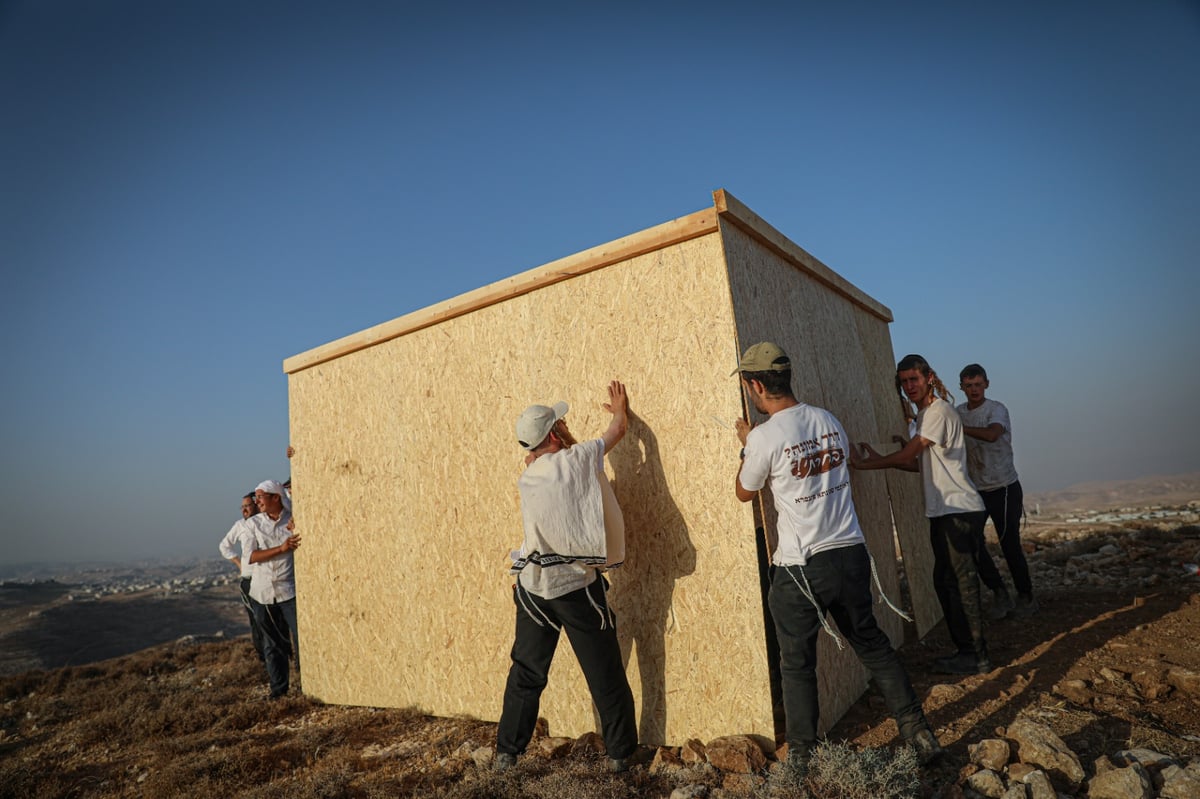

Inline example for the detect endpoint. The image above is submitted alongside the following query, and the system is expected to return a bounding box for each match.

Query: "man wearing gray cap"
[732,342,942,777]
[494,380,638,773]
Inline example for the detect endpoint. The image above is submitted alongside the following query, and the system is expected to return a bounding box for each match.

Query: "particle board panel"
[852,310,941,638]
[289,230,775,745]
[717,218,912,735]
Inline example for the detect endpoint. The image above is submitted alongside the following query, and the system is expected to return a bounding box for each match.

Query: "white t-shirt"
[955,398,1019,492]
[513,438,623,600]
[739,403,865,566]
[916,399,985,517]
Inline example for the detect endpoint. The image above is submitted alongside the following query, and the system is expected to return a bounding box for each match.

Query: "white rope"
[868,553,913,623]
[516,582,560,631]
[784,565,844,651]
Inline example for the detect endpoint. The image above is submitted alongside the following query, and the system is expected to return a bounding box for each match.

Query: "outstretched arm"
[600,380,629,454]
[850,435,929,473]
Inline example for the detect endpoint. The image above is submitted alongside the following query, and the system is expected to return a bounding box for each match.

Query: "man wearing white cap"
[246,479,301,699]
[494,380,638,773]
[217,492,267,661]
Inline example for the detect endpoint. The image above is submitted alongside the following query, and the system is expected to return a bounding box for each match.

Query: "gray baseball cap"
[515,401,568,450]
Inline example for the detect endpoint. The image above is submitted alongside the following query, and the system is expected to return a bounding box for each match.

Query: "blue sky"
[1,1,1197,565]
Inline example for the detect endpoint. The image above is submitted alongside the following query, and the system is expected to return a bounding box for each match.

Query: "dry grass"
[0,637,689,798]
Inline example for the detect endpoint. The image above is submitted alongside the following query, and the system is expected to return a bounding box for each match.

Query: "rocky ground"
[1,494,1198,798]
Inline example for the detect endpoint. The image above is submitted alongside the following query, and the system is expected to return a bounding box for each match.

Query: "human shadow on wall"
[605,412,697,745]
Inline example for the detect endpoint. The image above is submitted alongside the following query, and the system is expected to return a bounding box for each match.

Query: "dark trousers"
[929,512,988,656]
[497,577,637,760]
[239,577,266,661]
[980,481,1032,596]
[768,544,928,749]
[252,597,298,696]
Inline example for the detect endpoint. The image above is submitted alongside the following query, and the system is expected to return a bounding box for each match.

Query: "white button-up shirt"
[245,510,296,604]
[218,518,257,578]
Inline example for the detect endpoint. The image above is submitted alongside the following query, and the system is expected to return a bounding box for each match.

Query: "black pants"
[980,481,1032,596]
[768,544,928,749]
[239,577,266,661]
[929,512,988,656]
[252,597,297,697]
[496,577,637,759]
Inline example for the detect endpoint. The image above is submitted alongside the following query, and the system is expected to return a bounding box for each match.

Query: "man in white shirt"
[245,479,301,699]
[217,492,266,661]
[958,364,1036,615]
[494,381,638,773]
[733,342,943,776]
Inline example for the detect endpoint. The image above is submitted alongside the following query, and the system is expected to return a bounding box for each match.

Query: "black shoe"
[907,729,946,765]
[986,587,1014,620]
[933,652,991,675]
[781,743,813,781]
[608,757,628,773]
[493,752,517,772]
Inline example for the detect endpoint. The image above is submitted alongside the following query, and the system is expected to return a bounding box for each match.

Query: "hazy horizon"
[2,1,1197,565]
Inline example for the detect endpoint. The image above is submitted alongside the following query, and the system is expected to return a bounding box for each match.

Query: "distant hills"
[1026,471,1200,515]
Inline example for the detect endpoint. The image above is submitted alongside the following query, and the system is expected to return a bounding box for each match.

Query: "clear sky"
[2,1,1197,566]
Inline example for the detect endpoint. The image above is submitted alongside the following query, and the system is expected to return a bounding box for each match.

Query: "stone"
[651,746,684,775]
[929,683,968,703]
[1007,718,1085,791]
[1167,667,1200,698]
[1007,762,1036,782]
[1161,770,1200,799]
[704,735,767,773]
[1054,679,1092,705]
[1094,755,1116,775]
[1001,786,1028,799]
[970,738,1013,771]
[1112,748,1180,771]
[681,738,707,765]
[1022,769,1057,799]
[571,731,605,755]
[535,736,573,759]
[469,746,493,769]
[966,768,1006,798]
[1087,764,1154,799]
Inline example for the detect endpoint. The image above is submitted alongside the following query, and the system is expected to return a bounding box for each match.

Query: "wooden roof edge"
[711,189,894,323]
[283,206,721,375]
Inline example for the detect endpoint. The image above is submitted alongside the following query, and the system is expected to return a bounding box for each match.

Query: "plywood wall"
[286,190,939,748]
[289,229,778,745]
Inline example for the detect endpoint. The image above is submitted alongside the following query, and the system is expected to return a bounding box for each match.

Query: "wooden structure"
[283,189,938,747]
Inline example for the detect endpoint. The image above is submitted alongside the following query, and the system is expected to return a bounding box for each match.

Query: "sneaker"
[907,729,946,765]
[1013,594,1039,617]
[986,588,1015,620]
[933,652,992,675]
[493,752,517,772]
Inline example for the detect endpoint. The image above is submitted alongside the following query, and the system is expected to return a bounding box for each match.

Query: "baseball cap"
[731,341,791,375]
[516,401,569,451]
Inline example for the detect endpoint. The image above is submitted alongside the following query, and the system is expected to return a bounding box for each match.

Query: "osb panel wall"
[717,219,917,735]
[288,230,776,746]
[852,311,941,638]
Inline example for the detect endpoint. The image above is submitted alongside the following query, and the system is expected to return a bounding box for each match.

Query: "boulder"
[1161,770,1200,799]
[1022,768,1058,799]
[704,735,767,773]
[535,736,573,759]
[1087,763,1154,799]
[651,746,684,775]
[965,768,1006,798]
[1007,718,1085,791]
[681,738,707,765]
[1167,667,1200,699]
[571,731,605,755]
[970,738,1013,771]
